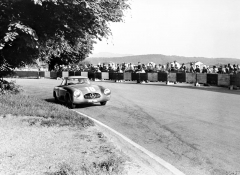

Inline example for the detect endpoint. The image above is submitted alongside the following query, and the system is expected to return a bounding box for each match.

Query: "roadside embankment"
[0,91,160,175]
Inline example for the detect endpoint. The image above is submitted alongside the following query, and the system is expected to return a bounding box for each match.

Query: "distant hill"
[86,54,240,65]
[89,52,133,58]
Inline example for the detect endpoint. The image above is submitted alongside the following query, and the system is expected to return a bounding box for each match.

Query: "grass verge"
[0,93,128,175]
[0,93,94,128]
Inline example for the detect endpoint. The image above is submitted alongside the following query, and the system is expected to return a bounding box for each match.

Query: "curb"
[74,110,186,175]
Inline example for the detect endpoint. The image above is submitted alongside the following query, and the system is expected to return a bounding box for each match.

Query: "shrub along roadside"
[0,79,22,95]
[0,94,94,128]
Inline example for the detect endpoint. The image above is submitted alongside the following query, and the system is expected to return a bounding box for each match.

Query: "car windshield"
[67,78,90,85]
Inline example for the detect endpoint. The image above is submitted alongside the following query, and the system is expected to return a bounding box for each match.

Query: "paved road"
[16,79,240,175]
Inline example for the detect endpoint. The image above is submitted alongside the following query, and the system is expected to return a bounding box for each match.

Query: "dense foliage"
[0,79,22,95]
[0,0,130,71]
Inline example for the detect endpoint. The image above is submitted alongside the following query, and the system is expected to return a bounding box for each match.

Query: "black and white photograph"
[1,0,240,175]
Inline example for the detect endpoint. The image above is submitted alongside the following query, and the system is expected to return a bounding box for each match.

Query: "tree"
[0,0,130,71]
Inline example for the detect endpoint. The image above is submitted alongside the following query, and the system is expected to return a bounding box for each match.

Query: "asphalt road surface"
[15,79,240,175]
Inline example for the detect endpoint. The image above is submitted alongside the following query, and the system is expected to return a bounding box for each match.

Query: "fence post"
[195,73,200,86]
[137,73,140,83]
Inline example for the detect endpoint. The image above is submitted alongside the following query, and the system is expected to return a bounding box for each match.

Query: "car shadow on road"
[44,98,101,108]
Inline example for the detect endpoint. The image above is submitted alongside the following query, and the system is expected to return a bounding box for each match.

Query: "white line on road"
[74,110,186,175]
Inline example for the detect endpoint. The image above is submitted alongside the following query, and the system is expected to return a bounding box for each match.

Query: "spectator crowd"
[54,61,240,75]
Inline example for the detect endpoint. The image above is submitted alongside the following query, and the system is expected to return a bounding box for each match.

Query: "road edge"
[74,110,186,175]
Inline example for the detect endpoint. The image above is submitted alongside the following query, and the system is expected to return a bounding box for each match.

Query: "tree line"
[0,0,130,75]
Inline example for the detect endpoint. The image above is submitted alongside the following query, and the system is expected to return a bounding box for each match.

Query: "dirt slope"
[0,114,160,175]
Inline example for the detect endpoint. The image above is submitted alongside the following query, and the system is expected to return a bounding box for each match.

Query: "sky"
[90,0,240,59]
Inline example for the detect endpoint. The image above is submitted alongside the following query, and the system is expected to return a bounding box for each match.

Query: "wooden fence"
[1,71,240,87]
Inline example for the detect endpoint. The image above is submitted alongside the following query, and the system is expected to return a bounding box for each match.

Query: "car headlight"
[73,90,81,97]
[104,89,111,95]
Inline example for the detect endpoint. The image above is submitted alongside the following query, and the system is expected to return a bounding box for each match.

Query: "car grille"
[84,93,101,99]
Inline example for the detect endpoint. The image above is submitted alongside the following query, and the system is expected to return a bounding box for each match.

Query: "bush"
[47,155,125,175]
[81,155,125,175]
[0,79,22,95]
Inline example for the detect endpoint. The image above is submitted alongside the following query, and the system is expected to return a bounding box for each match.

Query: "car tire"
[100,101,107,105]
[53,92,59,103]
[65,94,76,109]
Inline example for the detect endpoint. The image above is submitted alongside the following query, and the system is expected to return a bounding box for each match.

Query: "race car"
[53,76,111,108]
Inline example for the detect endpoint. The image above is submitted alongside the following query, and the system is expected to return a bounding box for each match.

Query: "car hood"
[66,84,102,94]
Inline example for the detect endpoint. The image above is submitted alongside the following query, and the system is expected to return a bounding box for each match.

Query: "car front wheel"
[53,92,59,103]
[65,94,76,109]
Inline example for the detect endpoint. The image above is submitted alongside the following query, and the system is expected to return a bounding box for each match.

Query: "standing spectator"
[99,64,103,72]
[170,64,175,72]
[236,65,240,74]
[172,60,179,69]
[174,64,178,71]
[170,63,178,72]
[223,65,228,74]
[237,64,240,70]
[189,63,195,73]
[207,67,212,73]
[160,65,167,72]
[90,64,95,72]
[158,64,162,71]
[227,63,233,74]
[108,64,113,72]
[129,63,134,71]
[116,64,120,72]
[202,66,208,73]
[84,64,89,71]
[195,65,201,73]
[212,66,217,73]
[126,63,134,72]
[217,66,224,74]
[153,64,159,72]
[96,64,100,70]
[121,63,126,72]
[142,64,147,71]
[180,63,186,72]
[96,66,101,73]
[101,63,108,72]
[147,63,154,72]
[165,62,171,72]
[233,64,238,74]
[136,62,142,72]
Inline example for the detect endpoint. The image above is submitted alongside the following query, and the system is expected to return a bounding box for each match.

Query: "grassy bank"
[0,93,94,128]
[0,92,129,175]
